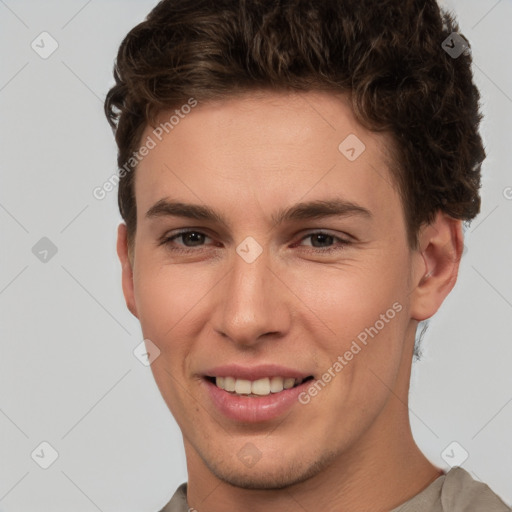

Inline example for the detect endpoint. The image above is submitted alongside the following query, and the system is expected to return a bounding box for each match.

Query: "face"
[120,90,427,489]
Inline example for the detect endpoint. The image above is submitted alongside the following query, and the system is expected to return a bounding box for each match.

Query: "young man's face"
[118,91,442,489]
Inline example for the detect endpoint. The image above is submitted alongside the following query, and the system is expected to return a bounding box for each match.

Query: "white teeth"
[234,379,252,395]
[213,376,305,395]
[251,378,271,396]
[269,376,284,393]
[224,376,236,392]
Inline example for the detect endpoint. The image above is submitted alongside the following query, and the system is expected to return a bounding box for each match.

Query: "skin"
[117,90,463,512]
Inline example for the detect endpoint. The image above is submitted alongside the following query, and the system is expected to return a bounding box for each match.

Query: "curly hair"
[104,0,485,251]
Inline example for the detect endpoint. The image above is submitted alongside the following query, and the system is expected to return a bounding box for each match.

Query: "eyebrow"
[145,197,372,228]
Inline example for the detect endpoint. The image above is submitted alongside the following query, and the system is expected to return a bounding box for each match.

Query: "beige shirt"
[159,468,510,512]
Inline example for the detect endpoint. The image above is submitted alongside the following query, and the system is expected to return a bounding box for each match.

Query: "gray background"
[0,0,511,510]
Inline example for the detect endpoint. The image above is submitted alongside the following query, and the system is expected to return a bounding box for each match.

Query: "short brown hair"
[105,0,485,251]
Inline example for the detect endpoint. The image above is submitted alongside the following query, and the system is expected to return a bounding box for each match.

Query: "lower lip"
[203,378,311,423]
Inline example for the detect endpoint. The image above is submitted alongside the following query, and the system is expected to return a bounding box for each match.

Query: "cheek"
[299,269,408,439]
[132,259,207,356]
[298,257,408,342]
[132,261,207,421]
[297,253,410,404]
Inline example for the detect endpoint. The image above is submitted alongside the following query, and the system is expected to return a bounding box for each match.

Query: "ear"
[116,223,139,318]
[409,212,463,321]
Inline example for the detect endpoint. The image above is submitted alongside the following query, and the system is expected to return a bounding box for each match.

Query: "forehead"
[134,90,401,227]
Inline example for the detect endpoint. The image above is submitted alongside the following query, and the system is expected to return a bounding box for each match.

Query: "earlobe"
[409,213,463,321]
[116,223,139,318]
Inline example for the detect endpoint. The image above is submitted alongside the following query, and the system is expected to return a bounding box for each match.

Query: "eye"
[296,231,351,252]
[159,230,213,252]
[159,229,351,254]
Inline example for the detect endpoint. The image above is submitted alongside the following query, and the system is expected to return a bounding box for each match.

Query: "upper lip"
[203,364,312,381]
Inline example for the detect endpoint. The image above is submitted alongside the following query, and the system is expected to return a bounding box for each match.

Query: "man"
[104,0,510,510]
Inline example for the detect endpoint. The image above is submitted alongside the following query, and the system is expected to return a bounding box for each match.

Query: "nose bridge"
[214,243,287,345]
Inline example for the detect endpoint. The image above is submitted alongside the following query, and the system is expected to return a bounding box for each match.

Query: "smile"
[209,376,313,396]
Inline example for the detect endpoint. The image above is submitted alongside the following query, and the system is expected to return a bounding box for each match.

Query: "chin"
[203,449,339,491]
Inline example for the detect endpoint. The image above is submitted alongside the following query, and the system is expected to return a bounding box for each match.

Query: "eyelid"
[299,229,353,245]
[158,228,216,248]
[295,228,354,244]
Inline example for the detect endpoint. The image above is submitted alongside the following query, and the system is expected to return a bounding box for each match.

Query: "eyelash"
[158,229,351,254]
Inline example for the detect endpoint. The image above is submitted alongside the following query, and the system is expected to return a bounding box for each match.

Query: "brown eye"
[297,231,351,252]
[160,230,213,253]
[308,233,335,248]
[176,231,207,247]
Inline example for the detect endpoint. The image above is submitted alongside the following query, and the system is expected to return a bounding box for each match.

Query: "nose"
[212,244,291,348]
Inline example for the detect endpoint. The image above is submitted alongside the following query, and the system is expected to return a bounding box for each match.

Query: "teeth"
[251,378,271,396]
[269,376,284,393]
[235,379,252,395]
[224,376,236,392]
[213,376,305,396]
[283,378,295,389]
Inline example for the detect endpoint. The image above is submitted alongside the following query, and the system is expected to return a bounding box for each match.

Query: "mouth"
[201,364,316,422]
[206,375,315,397]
